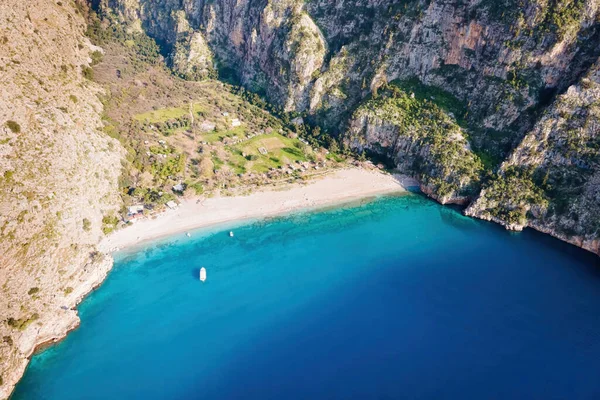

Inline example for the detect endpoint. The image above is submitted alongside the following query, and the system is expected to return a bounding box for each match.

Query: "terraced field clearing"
[222,133,311,174]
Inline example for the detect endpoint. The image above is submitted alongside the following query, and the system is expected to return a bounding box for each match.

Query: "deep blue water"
[13,194,600,400]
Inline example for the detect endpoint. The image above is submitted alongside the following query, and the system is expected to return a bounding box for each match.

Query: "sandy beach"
[100,168,410,252]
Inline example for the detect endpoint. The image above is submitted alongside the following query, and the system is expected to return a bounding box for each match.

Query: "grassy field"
[134,103,206,123]
[224,133,310,173]
[91,25,340,212]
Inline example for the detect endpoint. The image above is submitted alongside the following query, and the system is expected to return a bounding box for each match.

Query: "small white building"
[231,118,241,127]
[127,205,144,216]
[199,121,216,132]
[166,200,178,209]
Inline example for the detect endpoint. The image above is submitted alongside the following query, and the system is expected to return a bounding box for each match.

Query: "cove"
[12,194,600,399]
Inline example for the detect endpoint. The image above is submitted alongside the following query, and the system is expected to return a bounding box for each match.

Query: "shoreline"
[2,257,114,400]
[99,168,411,253]
[4,168,408,399]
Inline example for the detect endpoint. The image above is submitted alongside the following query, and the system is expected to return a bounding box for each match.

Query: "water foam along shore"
[99,168,409,252]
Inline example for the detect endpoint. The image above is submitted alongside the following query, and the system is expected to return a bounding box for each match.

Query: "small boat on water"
[186,232,191,237]
[229,231,234,237]
[199,267,207,282]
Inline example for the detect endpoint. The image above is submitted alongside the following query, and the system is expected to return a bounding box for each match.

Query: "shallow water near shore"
[13,194,600,399]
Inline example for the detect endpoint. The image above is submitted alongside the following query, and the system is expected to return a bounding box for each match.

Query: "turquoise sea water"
[13,194,600,399]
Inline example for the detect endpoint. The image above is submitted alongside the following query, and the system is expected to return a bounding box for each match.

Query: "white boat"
[229,231,234,237]
[199,267,207,282]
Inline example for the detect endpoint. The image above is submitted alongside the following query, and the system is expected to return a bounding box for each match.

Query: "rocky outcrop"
[101,0,326,111]
[0,1,123,397]
[170,11,216,80]
[1,0,597,396]
[346,84,483,204]
[99,0,600,150]
[467,59,600,256]
[96,0,600,255]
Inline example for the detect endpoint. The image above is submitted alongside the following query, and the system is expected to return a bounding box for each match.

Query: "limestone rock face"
[467,60,600,256]
[96,0,600,255]
[100,0,600,146]
[1,0,598,396]
[0,1,123,397]
[101,0,326,110]
[170,13,215,80]
[346,86,483,204]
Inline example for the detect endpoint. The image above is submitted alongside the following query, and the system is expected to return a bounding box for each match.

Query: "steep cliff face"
[0,1,123,396]
[467,60,600,255]
[346,83,483,204]
[102,0,599,145]
[96,0,600,255]
[101,0,327,111]
[311,0,599,153]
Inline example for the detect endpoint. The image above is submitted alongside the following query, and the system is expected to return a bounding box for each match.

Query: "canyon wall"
[0,1,123,396]
[98,0,599,254]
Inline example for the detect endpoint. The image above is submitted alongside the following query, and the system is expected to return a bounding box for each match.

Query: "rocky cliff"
[1,0,599,395]
[467,61,600,255]
[101,0,327,111]
[346,83,483,204]
[0,1,123,396]
[101,0,599,140]
[95,0,599,256]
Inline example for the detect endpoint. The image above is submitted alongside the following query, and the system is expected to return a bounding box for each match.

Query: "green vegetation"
[480,166,548,226]
[101,214,119,235]
[82,66,94,80]
[27,287,39,295]
[227,132,310,173]
[229,85,341,151]
[64,287,74,295]
[134,104,205,124]
[5,120,21,133]
[480,0,585,41]
[82,218,91,231]
[6,313,39,331]
[478,0,524,22]
[352,83,484,199]
[391,78,468,126]
[541,0,585,40]
[86,14,161,72]
[90,50,103,66]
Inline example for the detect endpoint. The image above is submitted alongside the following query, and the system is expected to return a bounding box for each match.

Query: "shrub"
[82,218,91,231]
[3,335,12,346]
[6,120,20,133]
[90,50,103,66]
[69,95,78,103]
[189,182,204,195]
[6,313,39,331]
[28,287,39,295]
[82,66,94,80]
[64,287,73,295]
